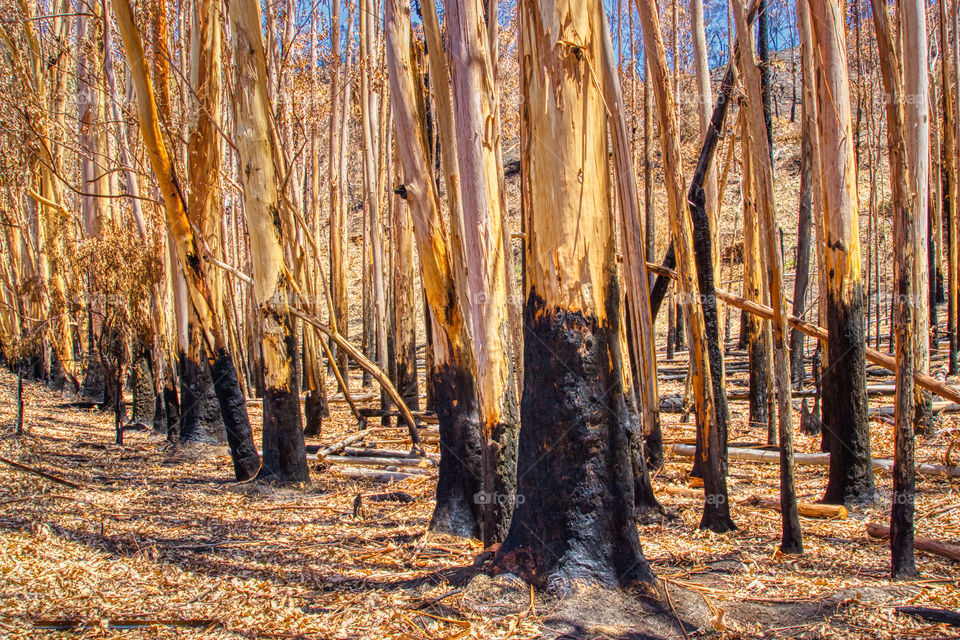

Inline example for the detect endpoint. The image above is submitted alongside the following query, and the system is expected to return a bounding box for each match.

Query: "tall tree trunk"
[903,0,931,435]
[392,157,418,412]
[181,0,227,445]
[732,0,802,553]
[494,0,654,588]
[445,0,520,545]
[228,0,308,483]
[111,0,260,480]
[741,115,770,437]
[809,0,875,506]
[385,0,483,539]
[868,0,920,578]
[328,0,349,378]
[944,0,959,375]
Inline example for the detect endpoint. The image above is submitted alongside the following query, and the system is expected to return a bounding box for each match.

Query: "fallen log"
[895,607,960,627]
[333,467,418,483]
[343,447,439,462]
[746,495,847,519]
[323,455,436,471]
[671,445,960,478]
[316,433,367,458]
[867,523,960,562]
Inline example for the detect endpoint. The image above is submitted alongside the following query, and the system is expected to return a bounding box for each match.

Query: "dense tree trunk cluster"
[0,0,952,590]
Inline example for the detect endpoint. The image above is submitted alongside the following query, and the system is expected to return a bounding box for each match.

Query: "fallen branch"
[671,445,960,478]
[895,606,960,627]
[746,495,847,519]
[0,456,84,489]
[867,523,960,562]
[291,308,421,452]
[324,455,436,471]
[647,262,960,405]
[316,432,367,458]
[34,618,218,631]
[333,467,417,483]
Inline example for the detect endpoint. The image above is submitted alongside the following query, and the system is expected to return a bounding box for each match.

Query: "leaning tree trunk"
[809,0,875,506]
[111,0,260,480]
[445,0,520,546]
[493,0,654,588]
[385,0,483,539]
[635,0,734,532]
[228,0,307,483]
[869,0,920,578]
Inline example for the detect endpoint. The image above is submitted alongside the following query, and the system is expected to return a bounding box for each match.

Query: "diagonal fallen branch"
[867,523,960,562]
[647,262,960,405]
[0,456,84,489]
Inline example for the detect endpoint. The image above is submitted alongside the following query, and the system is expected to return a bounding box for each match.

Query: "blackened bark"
[626,296,663,470]
[689,185,730,499]
[627,385,663,517]
[494,292,653,590]
[130,349,155,426]
[396,331,419,411]
[791,129,814,387]
[162,376,180,440]
[650,245,676,320]
[929,198,940,348]
[747,323,769,434]
[674,300,686,350]
[667,293,676,360]
[429,359,483,539]
[304,389,327,437]
[259,320,309,483]
[209,348,261,481]
[179,346,226,444]
[822,285,875,505]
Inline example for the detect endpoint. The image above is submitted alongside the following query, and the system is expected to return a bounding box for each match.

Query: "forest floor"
[0,364,958,640]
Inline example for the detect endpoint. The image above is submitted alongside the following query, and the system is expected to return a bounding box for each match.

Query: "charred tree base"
[429,361,483,540]
[461,574,708,639]
[130,352,155,426]
[179,350,227,444]
[303,389,326,437]
[494,294,652,591]
[210,348,260,481]
[259,385,309,484]
[822,288,875,506]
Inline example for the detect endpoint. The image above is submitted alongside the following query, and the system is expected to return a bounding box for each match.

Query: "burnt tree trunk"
[810,0,875,506]
[179,343,226,443]
[493,0,655,589]
[790,122,814,387]
[386,0,484,538]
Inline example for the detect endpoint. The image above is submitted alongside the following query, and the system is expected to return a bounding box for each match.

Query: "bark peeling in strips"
[493,0,654,590]
[229,0,307,483]
[385,0,483,539]
[110,0,260,480]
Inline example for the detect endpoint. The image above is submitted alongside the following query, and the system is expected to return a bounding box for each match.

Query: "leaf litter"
[0,368,957,639]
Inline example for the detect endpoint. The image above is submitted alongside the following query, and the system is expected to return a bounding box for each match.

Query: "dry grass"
[0,364,957,639]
